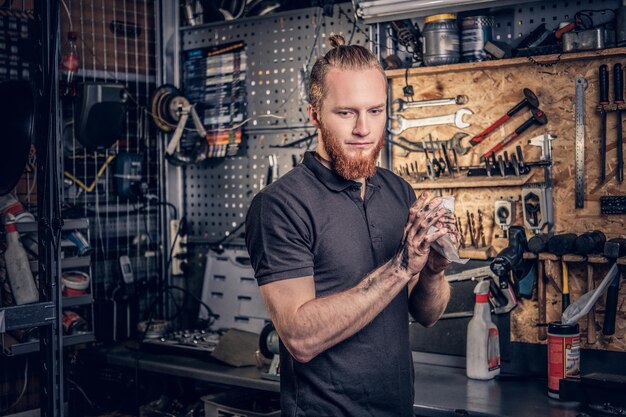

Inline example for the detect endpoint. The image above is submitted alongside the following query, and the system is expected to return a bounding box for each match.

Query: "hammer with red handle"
[481,108,548,161]
[469,88,539,146]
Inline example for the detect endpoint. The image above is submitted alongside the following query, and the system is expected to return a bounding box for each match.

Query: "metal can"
[422,13,460,66]
[461,16,494,62]
[62,310,89,335]
[547,322,580,399]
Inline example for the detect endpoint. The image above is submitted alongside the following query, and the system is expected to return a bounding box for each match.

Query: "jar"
[547,322,580,399]
[62,310,89,335]
[461,16,494,62]
[422,13,460,66]
[62,271,90,297]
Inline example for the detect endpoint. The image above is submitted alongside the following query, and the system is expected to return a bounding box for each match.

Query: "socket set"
[600,196,626,215]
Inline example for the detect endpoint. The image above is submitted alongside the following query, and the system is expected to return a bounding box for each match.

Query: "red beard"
[320,124,384,180]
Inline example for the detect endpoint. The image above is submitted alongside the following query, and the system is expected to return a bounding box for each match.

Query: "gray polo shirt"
[246,151,416,417]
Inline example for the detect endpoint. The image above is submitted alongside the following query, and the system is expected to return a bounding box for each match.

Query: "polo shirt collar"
[302,151,382,192]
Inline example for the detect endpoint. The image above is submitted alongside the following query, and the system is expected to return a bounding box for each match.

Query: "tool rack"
[386,36,626,350]
[523,252,625,346]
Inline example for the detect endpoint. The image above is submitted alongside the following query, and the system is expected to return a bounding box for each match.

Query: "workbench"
[91,344,585,417]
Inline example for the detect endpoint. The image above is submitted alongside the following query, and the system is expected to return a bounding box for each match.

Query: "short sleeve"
[245,191,314,285]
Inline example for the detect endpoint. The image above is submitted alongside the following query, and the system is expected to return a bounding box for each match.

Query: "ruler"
[575,77,588,209]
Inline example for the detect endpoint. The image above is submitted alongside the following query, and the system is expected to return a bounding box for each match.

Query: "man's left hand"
[425,212,461,275]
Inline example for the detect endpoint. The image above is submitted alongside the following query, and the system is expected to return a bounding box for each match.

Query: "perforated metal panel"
[488,0,619,41]
[186,128,318,240]
[181,4,369,240]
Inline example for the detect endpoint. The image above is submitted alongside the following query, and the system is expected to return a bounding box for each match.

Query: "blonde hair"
[308,34,385,111]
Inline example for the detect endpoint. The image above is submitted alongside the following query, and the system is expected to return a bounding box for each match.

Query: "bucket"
[62,271,90,297]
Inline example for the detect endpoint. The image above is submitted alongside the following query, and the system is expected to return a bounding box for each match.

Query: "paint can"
[461,16,494,62]
[62,310,89,335]
[547,322,580,399]
[62,271,90,297]
[422,14,460,66]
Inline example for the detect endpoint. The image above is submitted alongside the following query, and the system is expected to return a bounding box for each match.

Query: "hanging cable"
[0,358,29,415]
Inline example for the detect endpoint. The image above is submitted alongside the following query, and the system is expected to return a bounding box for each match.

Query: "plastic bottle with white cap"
[466,279,500,380]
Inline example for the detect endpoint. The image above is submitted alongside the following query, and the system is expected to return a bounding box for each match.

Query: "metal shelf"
[1,332,96,356]
[15,218,89,234]
[62,295,93,308]
[1,216,96,358]
[30,255,91,273]
[0,302,56,331]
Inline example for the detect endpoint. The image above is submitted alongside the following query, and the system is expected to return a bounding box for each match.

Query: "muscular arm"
[408,212,460,327]
[408,266,450,327]
[258,192,449,363]
[260,259,410,363]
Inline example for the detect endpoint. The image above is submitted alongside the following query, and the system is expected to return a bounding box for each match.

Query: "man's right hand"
[394,192,449,278]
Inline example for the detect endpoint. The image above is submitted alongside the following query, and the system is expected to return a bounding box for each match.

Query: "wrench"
[389,108,472,135]
[392,95,468,112]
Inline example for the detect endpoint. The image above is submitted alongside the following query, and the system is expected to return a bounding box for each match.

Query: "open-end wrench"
[469,88,539,146]
[389,108,472,135]
[392,95,468,112]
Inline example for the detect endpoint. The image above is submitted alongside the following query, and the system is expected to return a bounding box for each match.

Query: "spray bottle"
[466,279,500,380]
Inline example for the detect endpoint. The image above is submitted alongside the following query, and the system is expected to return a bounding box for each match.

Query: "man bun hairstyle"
[308,34,385,111]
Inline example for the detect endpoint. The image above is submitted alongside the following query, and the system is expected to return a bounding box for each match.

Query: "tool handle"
[586,263,597,344]
[483,142,506,160]
[441,143,454,177]
[537,260,547,341]
[602,272,620,335]
[470,114,508,145]
[561,260,570,313]
[599,64,609,104]
[614,63,624,104]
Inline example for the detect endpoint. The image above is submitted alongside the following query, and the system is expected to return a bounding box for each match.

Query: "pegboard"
[487,0,619,42]
[186,129,317,240]
[181,3,370,240]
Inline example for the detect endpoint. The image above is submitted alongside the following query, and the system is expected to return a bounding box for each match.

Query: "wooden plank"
[562,254,586,262]
[409,174,531,190]
[385,48,626,79]
[459,246,494,260]
[587,255,609,264]
[538,252,560,261]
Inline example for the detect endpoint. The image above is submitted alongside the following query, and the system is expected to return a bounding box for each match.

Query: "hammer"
[547,233,578,312]
[528,233,549,340]
[575,231,606,344]
[481,108,548,161]
[528,233,550,340]
[602,238,626,336]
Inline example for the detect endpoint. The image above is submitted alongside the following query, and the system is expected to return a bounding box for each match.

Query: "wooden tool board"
[387,48,626,352]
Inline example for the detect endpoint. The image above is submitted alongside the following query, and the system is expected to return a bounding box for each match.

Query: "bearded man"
[245,35,459,417]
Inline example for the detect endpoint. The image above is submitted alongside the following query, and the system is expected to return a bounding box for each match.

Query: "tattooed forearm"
[362,274,376,290]
[400,244,409,270]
